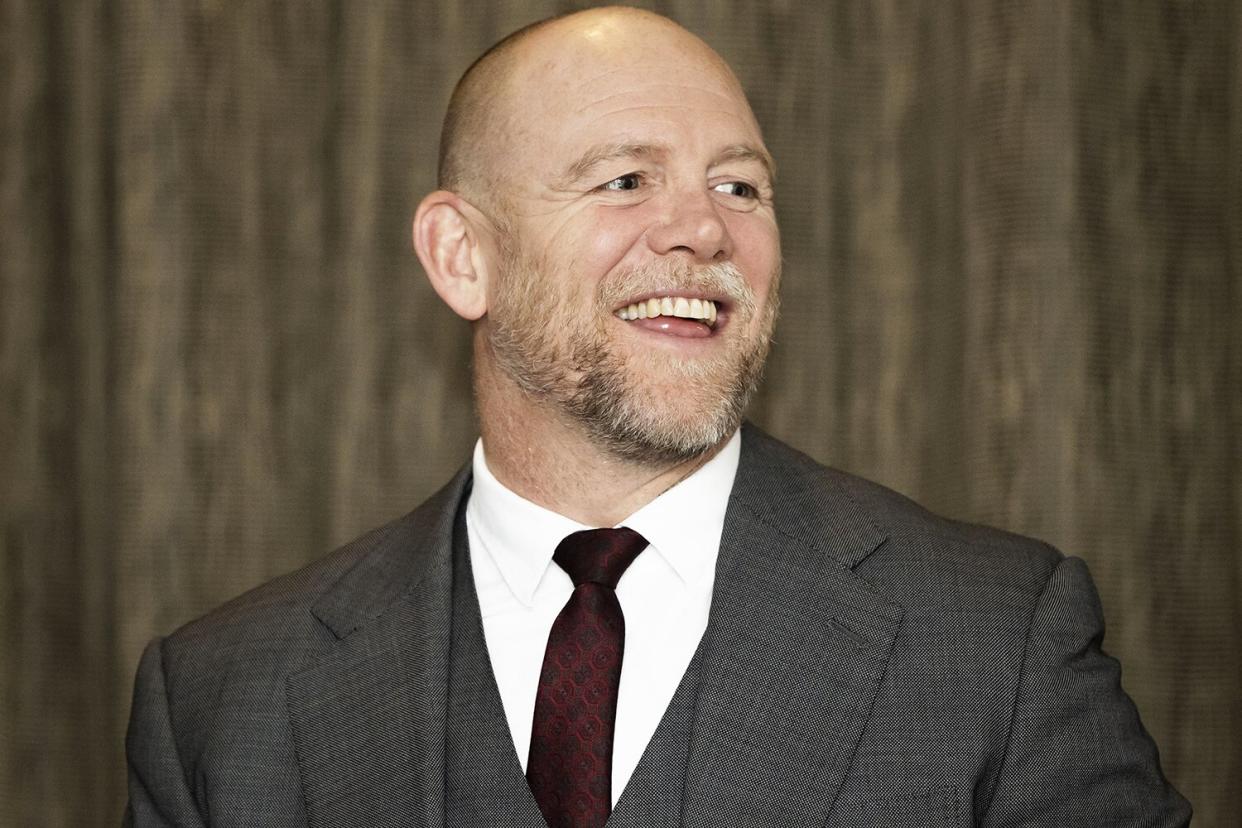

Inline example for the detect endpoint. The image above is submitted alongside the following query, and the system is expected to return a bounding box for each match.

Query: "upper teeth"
[615,296,718,323]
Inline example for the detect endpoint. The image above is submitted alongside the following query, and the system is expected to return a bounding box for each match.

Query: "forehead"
[502,19,766,175]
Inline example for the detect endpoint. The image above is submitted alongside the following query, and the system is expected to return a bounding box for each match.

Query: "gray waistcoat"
[444,508,705,827]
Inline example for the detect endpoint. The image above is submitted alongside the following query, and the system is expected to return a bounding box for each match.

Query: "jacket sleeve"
[982,556,1192,826]
[123,637,208,828]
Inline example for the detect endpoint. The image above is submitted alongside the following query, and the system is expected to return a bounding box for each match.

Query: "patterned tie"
[526,527,648,828]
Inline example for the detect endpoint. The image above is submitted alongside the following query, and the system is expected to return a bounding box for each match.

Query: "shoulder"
[738,423,1066,611]
[162,513,407,667]
[153,466,468,705]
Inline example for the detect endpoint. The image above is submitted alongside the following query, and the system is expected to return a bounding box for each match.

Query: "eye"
[713,181,758,198]
[600,173,642,192]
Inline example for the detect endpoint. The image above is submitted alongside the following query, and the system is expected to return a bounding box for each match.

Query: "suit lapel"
[683,425,904,827]
[285,470,469,828]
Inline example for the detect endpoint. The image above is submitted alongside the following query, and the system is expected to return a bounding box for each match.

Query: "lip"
[618,313,720,341]
[610,309,733,343]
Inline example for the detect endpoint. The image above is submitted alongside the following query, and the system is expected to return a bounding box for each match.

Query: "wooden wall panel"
[1,0,1236,823]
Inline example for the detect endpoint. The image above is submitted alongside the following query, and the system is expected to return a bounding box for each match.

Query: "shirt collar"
[466,429,741,607]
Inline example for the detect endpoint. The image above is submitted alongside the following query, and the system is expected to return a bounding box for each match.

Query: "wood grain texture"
[1,0,1236,823]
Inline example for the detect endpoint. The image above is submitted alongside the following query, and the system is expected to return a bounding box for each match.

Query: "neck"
[473,357,727,527]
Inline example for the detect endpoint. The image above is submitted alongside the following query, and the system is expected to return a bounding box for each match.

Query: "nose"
[646,188,733,263]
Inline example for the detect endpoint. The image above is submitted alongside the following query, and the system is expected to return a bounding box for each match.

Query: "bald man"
[124,8,1190,827]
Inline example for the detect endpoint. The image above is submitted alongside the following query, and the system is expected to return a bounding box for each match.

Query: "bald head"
[435,13,562,198]
[437,7,755,209]
[414,6,781,471]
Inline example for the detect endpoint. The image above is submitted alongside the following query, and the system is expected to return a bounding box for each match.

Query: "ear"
[412,190,493,321]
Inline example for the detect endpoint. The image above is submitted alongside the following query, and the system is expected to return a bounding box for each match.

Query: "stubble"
[485,237,779,465]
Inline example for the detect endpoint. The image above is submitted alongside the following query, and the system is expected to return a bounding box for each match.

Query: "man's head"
[414,7,781,465]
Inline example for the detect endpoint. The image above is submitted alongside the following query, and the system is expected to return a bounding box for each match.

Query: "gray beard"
[486,256,777,466]
[561,322,767,465]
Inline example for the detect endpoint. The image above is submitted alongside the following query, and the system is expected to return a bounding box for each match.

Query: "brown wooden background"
[2,1,1238,824]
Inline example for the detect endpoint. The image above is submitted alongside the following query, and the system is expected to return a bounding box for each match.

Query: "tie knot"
[552,527,648,589]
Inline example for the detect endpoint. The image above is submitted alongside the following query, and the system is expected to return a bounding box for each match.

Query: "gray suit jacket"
[124,424,1190,826]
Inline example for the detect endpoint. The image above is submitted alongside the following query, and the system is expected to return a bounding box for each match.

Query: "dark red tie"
[526,527,648,828]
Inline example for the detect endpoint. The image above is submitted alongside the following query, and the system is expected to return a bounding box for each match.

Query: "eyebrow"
[556,140,776,187]
[716,143,777,185]
[558,141,670,187]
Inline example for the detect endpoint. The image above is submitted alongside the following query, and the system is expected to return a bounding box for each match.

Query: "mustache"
[597,260,756,314]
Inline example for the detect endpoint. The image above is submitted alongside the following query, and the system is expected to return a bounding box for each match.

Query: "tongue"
[628,316,713,338]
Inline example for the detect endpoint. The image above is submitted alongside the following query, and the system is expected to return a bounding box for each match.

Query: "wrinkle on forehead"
[581,104,752,120]
[561,50,741,88]
[516,59,761,149]
[574,84,749,116]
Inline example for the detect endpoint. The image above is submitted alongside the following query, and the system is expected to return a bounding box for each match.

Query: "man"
[125,7,1190,827]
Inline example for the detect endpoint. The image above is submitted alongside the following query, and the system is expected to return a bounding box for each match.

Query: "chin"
[572,372,751,466]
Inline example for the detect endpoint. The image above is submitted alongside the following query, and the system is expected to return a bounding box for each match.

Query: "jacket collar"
[308,465,470,641]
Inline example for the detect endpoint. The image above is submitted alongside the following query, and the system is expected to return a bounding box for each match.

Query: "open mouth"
[614,295,720,339]
[611,296,720,327]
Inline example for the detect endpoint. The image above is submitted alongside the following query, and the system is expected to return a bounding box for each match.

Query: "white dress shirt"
[464,429,740,805]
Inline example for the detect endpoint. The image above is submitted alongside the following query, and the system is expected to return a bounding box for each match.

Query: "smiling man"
[124,7,1190,828]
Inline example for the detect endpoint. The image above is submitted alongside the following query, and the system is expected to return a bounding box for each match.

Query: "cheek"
[727,215,781,301]
[570,204,657,279]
